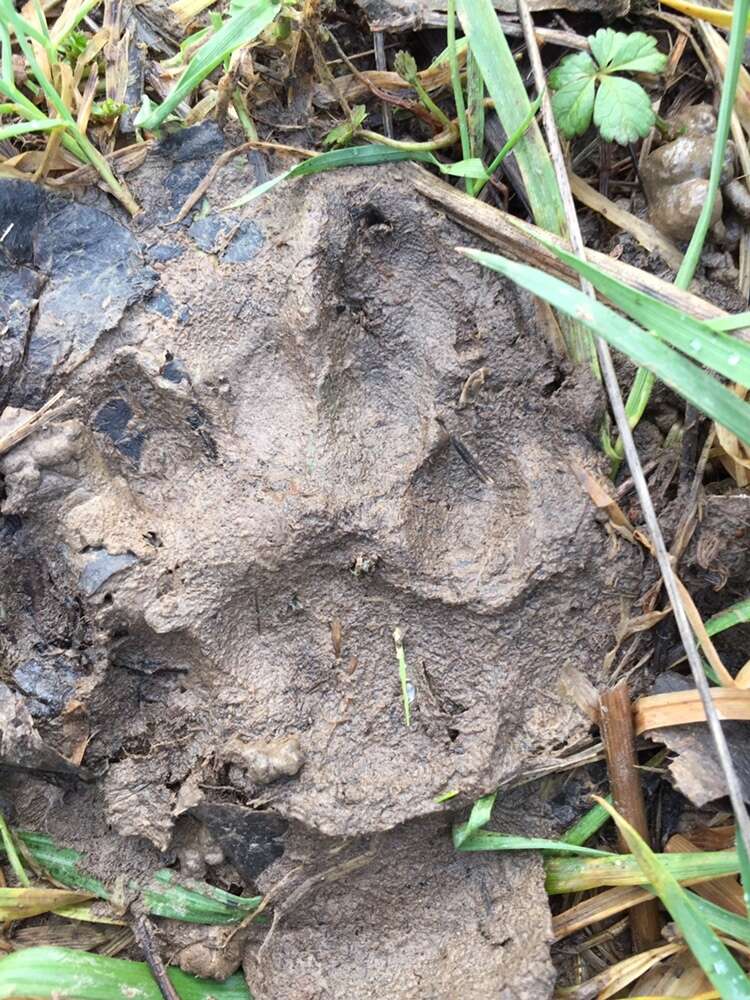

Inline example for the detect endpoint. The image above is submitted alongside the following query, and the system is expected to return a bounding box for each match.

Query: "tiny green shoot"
[394,51,451,129]
[323,105,367,148]
[393,627,411,726]
[434,790,460,803]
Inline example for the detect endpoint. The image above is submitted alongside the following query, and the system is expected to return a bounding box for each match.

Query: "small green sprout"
[323,105,367,148]
[394,49,451,128]
[90,99,127,123]
[59,29,87,64]
[549,28,667,145]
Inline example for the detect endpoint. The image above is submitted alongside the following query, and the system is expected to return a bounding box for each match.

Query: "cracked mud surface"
[0,125,638,997]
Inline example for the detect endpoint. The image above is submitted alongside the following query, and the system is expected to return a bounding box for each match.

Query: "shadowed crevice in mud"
[0,131,640,998]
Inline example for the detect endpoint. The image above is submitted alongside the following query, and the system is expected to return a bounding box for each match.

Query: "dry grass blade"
[698,21,750,133]
[170,0,217,21]
[553,885,657,940]
[506,1,750,887]
[0,888,94,921]
[595,798,750,999]
[0,391,65,457]
[557,942,685,1000]
[49,0,100,46]
[658,0,735,29]
[673,580,735,687]
[634,688,750,736]
[715,387,750,488]
[631,955,713,998]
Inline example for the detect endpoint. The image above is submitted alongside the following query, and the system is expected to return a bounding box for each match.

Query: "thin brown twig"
[325,29,444,130]
[132,915,182,1000]
[172,140,315,223]
[373,30,393,138]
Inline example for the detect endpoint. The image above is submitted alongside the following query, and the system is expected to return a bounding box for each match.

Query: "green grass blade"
[0,947,251,1000]
[616,0,750,458]
[453,792,496,848]
[706,312,750,332]
[738,834,750,921]
[456,0,594,367]
[545,849,740,894]
[447,0,471,193]
[689,891,750,945]
[597,798,750,1000]
[392,628,411,726]
[14,832,110,898]
[462,247,750,446]
[229,146,485,208]
[0,118,62,139]
[1,2,75,125]
[136,0,280,130]
[536,236,750,388]
[466,48,485,165]
[456,0,564,234]
[559,795,613,847]
[706,597,750,637]
[143,869,261,924]
[679,0,750,288]
[8,832,260,923]
[0,816,29,887]
[455,831,611,856]
[472,93,542,198]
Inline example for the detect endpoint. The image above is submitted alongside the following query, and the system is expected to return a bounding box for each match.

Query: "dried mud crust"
[244,818,556,1000]
[0,127,638,997]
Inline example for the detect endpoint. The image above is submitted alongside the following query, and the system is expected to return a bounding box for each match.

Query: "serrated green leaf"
[394,49,418,83]
[590,27,667,75]
[588,28,620,70]
[594,75,654,144]
[551,75,596,138]
[548,50,596,91]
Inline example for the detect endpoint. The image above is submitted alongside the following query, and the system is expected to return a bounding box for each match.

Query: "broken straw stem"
[516,0,750,871]
[393,628,411,726]
[599,682,662,951]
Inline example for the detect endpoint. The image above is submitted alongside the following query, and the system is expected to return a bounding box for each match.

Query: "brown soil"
[0,124,640,997]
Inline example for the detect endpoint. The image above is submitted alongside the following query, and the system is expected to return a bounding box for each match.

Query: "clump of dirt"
[0,125,639,997]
